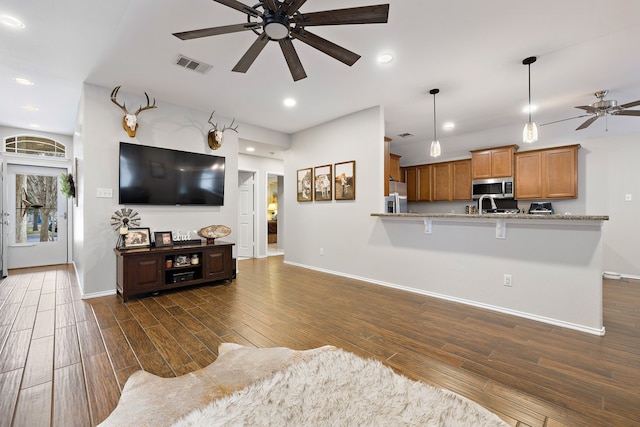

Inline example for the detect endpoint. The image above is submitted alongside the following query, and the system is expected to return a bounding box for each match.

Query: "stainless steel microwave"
[472,177,514,200]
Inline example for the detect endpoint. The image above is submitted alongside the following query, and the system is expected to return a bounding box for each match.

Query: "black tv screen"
[119,142,225,206]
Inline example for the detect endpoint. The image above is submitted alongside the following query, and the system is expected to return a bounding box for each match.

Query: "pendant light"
[430,88,441,158]
[522,56,538,143]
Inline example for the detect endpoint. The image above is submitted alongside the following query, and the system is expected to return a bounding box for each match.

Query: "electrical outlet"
[504,274,512,287]
[625,193,632,202]
[320,248,324,256]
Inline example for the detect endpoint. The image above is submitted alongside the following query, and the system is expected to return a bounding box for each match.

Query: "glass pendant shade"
[430,140,441,157]
[523,121,538,143]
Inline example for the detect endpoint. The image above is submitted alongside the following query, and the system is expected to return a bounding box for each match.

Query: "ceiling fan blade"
[291,28,360,66]
[576,116,599,130]
[619,100,640,109]
[232,33,269,73]
[173,23,259,40]
[539,114,590,126]
[299,4,390,26]
[279,38,307,81]
[213,0,262,17]
[575,105,597,113]
[282,0,307,15]
[263,0,279,12]
[614,110,640,116]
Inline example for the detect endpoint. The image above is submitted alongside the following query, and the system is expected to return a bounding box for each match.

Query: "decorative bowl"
[198,225,231,243]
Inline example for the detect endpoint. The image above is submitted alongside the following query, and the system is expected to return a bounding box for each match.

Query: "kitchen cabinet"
[403,159,471,202]
[417,165,432,201]
[432,163,451,201]
[515,144,579,200]
[471,145,518,179]
[403,165,432,201]
[115,241,235,301]
[383,137,392,196]
[389,153,402,182]
[451,159,472,200]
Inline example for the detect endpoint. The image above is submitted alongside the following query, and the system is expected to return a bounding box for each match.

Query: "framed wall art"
[314,164,332,201]
[124,227,151,248]
[334,160,356,200]
[297,168,313,202]
[154,231,173,247]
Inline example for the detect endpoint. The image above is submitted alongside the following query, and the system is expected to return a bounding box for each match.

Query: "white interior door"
[238,171,255,258]
[6,164,68,268]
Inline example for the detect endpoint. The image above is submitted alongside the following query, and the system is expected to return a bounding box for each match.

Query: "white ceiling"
[2,0,640,158]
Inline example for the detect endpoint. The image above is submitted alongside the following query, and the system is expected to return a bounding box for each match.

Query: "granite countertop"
[371,212,609,221]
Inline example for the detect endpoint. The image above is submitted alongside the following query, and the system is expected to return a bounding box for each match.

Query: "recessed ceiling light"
[22,105,39,111]
[442,122,455,130]
[246,147,255,152]
[1,15,25,29]
[13,77,34,86]
[28,123,40,129]
[284,98,296,107]
[523,104,537,114]
[377,53,393,64]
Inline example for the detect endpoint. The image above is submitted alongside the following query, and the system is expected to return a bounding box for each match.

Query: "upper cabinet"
[384,137,392,196]
[470,145,518,179]
[403,159,471,202]
[389,153,402,182]
[515,144,579,200]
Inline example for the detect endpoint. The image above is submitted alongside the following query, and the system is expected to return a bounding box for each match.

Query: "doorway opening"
[267,173,283,256]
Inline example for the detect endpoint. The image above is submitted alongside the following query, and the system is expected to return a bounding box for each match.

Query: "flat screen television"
[119,142,225,206]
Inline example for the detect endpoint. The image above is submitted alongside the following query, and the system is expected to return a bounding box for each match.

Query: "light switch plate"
[625,193,632,201]
[97,188,113,198]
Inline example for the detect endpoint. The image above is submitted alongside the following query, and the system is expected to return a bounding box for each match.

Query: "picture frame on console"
[124,227,151,248]
[297,168,313,202]
[314,164,332,201]
[154,231,173,248]
[334,160,355,201]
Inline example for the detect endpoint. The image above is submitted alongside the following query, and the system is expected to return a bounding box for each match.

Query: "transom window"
[4,135,66,158]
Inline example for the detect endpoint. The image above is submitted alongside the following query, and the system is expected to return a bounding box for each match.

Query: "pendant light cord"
[527,63,532,122]
[433,92,437,141]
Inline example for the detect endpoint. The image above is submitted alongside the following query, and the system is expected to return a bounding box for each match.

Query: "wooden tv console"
[114,241,235,302]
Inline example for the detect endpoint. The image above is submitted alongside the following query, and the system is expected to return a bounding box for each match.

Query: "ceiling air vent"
[175,55,212,74]
[397,132,414,138]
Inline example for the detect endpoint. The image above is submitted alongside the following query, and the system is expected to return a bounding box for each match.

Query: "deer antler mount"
[207,111,238,150]
[110,86,157,137]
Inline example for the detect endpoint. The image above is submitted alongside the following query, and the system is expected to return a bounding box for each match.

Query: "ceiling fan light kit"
[429,88,441,158]
[173,1,390,82]
[522,56,538,143]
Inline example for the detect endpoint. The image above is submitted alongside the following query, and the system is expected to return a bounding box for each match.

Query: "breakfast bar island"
[371,212,609,335]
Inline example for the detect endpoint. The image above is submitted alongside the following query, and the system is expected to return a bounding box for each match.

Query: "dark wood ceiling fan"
[542,90,640,130]
[173,0,390,81]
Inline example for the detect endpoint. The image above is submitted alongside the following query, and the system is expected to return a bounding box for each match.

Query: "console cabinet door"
[204,246,232,281]
[125,254,163,291]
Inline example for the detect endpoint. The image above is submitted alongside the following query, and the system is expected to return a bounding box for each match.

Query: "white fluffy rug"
[173,349,508,427]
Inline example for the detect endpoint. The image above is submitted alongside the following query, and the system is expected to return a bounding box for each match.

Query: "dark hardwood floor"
[1,257,639,426]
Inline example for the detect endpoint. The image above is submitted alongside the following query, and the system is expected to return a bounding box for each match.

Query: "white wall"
[75,83,287,297]
[285,106,385,275]
[238,153,284,258]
